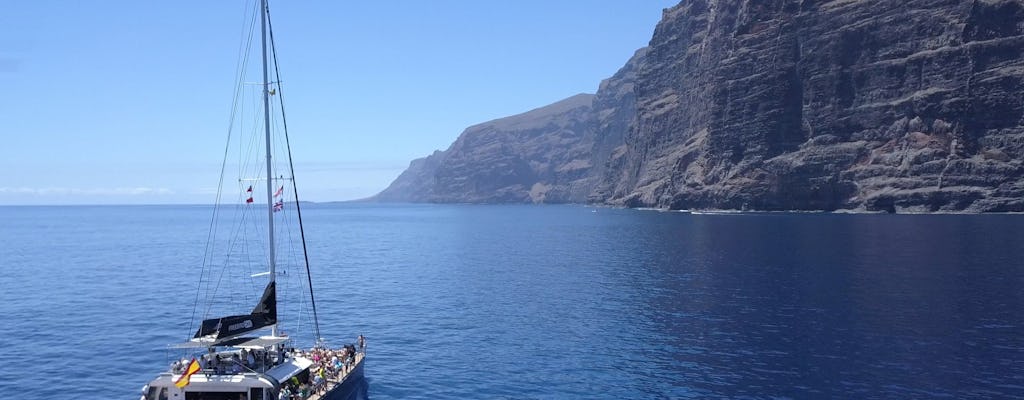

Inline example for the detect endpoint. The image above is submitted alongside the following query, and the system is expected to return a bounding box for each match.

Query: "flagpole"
[260,0,278,338]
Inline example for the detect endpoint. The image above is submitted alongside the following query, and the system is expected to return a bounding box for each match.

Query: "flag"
[246,197,254,203]
[273,185,284,198]
[273,200,283,212]
[174,358,201,388]
[246,185,253,193]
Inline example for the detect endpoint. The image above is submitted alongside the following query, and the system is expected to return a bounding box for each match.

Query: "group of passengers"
[171,348,272,375]
[165,336,366,400]
[279,335,365,399]
[277,380,313,400]
[207,347,266,374]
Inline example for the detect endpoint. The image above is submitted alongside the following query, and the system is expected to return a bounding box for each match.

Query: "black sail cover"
[194,281,277,340]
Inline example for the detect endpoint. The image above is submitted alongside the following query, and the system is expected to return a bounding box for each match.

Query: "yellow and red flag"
[174,358,201,388]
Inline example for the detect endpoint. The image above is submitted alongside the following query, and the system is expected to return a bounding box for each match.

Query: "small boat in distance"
[140,1,365,399]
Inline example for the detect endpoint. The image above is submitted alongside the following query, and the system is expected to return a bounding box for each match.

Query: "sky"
[0,1,677,205]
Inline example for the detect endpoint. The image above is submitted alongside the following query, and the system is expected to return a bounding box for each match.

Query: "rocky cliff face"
[376,0,1024,212]
[372,94,598,203]
[373,50,647,205]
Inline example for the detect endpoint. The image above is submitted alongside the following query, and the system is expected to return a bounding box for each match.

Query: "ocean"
[1,204,1022,399]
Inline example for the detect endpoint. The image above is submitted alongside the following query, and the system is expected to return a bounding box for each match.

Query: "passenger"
[346,345,356,363]
[358,334,365,351]
[207,350,219,372]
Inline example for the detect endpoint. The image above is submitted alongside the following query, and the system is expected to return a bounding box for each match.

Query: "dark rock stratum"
[374,0,1024,212]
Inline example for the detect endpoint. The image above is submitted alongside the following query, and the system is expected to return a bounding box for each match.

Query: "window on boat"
[184,392,248,400]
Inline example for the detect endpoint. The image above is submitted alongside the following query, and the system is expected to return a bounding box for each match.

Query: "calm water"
[1,204,1023,399]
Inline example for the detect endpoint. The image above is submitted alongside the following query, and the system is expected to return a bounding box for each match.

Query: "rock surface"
[374,0,1024,212]
[372,94,598,203]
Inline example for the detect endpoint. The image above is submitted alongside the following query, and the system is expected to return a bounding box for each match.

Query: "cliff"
[375,0,1024,212]
[372,94,598,203]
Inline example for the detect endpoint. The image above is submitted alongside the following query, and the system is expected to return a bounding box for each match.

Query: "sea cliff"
[374,0,1024,212]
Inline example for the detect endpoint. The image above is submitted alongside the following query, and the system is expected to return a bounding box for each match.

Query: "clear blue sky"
[0,1,676,205]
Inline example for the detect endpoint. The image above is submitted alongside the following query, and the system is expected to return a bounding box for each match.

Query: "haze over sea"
[1,204,1023,399]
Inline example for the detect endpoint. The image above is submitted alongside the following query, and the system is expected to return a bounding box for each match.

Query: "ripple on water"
[1,206,1023,399]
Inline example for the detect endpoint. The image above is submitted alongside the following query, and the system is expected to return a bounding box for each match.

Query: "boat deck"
[306,352,364,400]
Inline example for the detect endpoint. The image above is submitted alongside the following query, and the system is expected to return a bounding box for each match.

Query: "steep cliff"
[377,0,1024,212]
[601,0,1024,212]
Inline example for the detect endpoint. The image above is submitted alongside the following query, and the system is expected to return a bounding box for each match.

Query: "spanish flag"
[175,358,201,388]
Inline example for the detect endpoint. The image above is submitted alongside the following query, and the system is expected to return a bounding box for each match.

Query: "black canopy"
[193,281,277,340]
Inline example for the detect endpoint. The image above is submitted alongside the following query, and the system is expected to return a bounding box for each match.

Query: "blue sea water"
[1,204,1023,399]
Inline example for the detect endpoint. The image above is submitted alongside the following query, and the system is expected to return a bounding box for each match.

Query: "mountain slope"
[372,94,597,203]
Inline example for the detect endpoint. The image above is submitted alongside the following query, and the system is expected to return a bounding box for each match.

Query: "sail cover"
[194,282,277,340]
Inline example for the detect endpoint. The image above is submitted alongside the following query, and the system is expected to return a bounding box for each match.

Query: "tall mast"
[260,0,278,337]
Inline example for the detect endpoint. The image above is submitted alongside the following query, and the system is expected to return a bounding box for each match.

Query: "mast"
[260,0,278,337]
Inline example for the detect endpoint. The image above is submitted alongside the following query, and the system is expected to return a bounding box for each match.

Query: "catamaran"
[141,1,365,399]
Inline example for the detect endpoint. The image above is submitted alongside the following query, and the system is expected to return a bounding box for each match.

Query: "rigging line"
[191,0,259,337]
[241,199,262,298]
[208,201,256,317]
[189,0,260,340]
[268,8,321,342]
[206,192,241,317]
[204,1,263,323]
[227,202,262,315]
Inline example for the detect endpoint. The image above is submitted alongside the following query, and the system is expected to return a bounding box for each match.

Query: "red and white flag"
[273,200,283,212]
[273,185,284,198]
